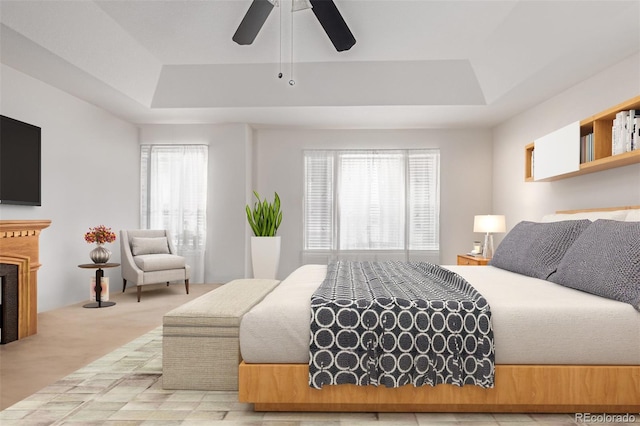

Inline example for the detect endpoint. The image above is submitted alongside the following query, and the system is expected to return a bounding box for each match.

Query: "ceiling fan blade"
[233,0,275,45]
[309,0,356,52]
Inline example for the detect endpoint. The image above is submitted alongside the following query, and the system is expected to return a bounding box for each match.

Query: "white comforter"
[239,264,640,365]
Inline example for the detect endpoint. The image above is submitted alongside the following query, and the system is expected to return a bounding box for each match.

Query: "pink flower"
[84,225,116,244]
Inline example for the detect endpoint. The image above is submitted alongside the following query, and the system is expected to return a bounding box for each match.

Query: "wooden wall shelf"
[524,143,534,182]
[525,95,640,181]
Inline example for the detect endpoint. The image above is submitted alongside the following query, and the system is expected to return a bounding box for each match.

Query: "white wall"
[493,53,640,232]
[0,65,139,312]
[138,124,252,284]
[253,128,493,279]
[9,51,634,312]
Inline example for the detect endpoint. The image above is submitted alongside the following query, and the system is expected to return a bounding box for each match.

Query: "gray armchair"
[120,229,190,302]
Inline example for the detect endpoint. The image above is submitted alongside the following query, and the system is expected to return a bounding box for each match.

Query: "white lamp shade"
[474,215,506,233]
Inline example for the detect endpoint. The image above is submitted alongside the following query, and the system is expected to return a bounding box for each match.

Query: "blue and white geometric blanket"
[309,261,494,389]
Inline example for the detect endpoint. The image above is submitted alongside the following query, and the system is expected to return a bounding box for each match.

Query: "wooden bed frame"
[238,206,640,413]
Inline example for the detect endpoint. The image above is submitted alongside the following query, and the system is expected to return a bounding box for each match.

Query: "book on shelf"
[612,109,640,155]
[580,132,594,163]
[90,277,109,301]
[634,114,640,151]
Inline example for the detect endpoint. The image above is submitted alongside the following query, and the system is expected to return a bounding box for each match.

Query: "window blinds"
[408,150,440,250]
[303,149,440,259]
[304,151,334,250]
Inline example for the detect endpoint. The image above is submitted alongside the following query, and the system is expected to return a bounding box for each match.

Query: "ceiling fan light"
[292,0,312,12]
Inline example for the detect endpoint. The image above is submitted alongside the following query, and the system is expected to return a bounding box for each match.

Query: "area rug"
[0,327,583,425]
[0,327,249,425]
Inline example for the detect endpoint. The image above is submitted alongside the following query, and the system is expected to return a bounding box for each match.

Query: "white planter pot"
[250,236,281,279]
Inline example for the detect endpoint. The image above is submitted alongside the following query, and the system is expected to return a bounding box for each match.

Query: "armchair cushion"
[134,254,186,272]
[131,237,171,256]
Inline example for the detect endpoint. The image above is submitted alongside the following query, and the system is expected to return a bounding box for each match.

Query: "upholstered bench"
[162,278,280,391]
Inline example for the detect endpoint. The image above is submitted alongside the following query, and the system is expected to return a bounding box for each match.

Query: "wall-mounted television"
[0,115,42,206]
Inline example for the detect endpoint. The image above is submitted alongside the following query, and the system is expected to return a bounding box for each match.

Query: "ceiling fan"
[232,0,356,52]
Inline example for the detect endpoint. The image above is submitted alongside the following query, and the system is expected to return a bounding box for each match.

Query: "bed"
[237,206,640,413]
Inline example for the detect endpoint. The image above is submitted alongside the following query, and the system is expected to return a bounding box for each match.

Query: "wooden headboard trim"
[556,205,640,214]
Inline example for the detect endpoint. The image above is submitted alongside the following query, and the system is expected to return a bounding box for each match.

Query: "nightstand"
[457,254,490,266]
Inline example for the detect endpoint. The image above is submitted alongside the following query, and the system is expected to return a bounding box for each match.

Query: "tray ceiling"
[1,0,638,128]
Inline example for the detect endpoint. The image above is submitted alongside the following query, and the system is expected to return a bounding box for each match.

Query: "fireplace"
[0,220,51,341]
[1,264,19,344]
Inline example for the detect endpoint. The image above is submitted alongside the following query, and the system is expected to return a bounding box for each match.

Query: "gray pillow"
[131,237,170,256]
[489,219,591,279]
[550,220,640,311]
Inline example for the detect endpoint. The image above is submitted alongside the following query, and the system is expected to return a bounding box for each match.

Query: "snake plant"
[246,191,283,237]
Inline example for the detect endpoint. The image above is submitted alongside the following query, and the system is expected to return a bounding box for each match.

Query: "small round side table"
[78,263,119,308]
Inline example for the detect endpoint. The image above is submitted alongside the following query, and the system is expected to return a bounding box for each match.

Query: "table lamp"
[473,215,506,259]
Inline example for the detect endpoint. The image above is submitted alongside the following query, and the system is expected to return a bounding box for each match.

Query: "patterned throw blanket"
[309,261,494,389]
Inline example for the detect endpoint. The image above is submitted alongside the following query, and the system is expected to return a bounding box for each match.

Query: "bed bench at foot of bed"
[238,362,640,413]
[162,279,280,391]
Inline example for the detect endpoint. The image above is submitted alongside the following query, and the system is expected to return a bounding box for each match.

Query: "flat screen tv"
[0,115,42,206]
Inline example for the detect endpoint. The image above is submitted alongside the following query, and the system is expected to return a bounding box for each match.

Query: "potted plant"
[246,191,283,279]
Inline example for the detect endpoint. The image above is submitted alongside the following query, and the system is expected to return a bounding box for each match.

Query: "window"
[140,145,208,282]
[304,149,440,263]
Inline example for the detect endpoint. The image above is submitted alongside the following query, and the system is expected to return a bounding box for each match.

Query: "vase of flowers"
[84,225,117,264]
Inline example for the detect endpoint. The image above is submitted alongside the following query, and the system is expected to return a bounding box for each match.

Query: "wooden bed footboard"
[238,362,640,413]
